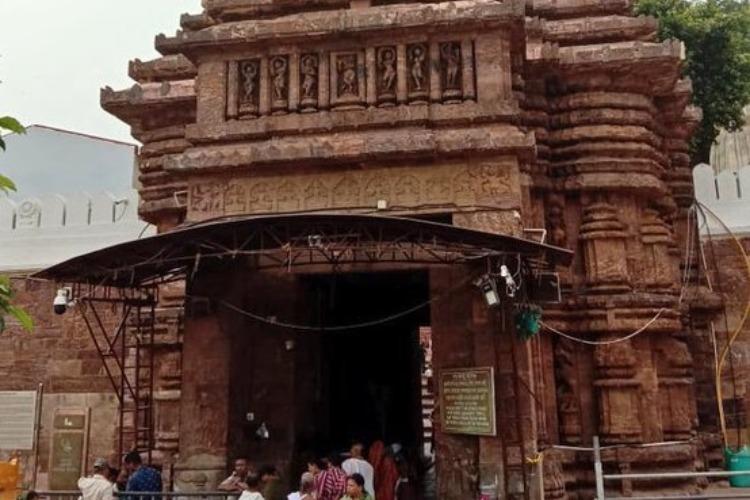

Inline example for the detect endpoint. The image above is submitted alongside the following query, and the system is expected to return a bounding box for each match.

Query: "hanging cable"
[541,308,667,346]
[206,274,474,332]
[694,200,750,448]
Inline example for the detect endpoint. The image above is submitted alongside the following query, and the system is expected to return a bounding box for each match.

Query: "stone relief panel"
[269,55,290,113]
[299,54,319,112]
[440,42,463,101]
[331,51,366,108]
[407,43,430,102]
[187,161,520,220]
[224,40,476,119]
[237,59,261,118]
[376,46,398,105]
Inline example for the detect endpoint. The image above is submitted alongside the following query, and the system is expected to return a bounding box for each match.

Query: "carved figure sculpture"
[409,45,426,91]
[338,55,358,96]
[300,55,318,100]
[240,61,259,103]
[441,43,461,90]
[378,47,397,94]
[271,57,288,101]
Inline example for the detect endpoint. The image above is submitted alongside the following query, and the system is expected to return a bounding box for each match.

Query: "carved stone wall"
[188,160,521,220]
[102,0,701,498]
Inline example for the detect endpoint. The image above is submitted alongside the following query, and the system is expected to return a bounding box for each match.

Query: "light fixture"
[475,275,500,307]
[500,265,518,298]
[256,422,270,439]
[53,287,72,315]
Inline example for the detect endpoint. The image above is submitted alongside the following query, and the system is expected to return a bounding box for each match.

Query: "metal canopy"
[33,213,573,287]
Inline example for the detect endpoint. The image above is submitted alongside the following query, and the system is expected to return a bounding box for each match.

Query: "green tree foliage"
[636,0,750,163]
[0,115,32,332]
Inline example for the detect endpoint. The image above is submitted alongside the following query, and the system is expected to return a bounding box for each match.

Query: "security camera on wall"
[53,287,72,315]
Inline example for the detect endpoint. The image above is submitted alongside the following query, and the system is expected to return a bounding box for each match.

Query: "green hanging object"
[514,304,542,341]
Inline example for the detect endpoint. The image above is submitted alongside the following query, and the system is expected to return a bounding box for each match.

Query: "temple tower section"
[522,0,701,492]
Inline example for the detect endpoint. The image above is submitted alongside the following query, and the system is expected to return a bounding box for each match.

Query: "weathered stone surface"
[97,0,705,497]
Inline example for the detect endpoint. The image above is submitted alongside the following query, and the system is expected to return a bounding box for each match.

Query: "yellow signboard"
[439,367,497,436]
[0,460,19,500]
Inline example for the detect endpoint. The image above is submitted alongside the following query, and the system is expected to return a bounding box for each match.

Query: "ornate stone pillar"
[579,197,632,294]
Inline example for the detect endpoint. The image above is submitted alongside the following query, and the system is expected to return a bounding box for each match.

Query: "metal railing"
[592,436,750,500]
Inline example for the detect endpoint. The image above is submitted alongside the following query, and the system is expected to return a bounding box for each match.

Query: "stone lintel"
[164,125,535,171]
[186,100,520,144]
[543,15,658,45]
[203,0,350,22]
[531,0,632,19]
[558,40,684,67]
[156,0,525,56]
[128,55,197,84]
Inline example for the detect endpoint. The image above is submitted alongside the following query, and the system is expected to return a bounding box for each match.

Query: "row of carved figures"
[227,41,476,118]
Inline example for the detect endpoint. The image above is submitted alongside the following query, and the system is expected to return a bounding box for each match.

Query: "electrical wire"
[694,200,750,448]
[541,308,667,346]
[206,274,475,332]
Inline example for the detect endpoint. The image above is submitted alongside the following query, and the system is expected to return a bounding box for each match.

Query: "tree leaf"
[8,306,33,332]
[0,174,17,192]
[0,116,26,135]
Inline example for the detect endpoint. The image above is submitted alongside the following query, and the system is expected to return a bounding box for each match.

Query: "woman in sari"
[341,474,373,500]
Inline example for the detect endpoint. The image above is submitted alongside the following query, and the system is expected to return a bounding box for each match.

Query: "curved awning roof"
[33,213,573,288]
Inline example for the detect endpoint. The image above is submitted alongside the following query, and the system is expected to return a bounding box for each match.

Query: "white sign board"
[0,391,37,450]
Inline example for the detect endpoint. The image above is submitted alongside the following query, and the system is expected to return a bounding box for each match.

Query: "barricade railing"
[590,436,750,500]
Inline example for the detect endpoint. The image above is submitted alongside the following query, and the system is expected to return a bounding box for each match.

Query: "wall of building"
[692,164,750,449]
[0,128,154,490]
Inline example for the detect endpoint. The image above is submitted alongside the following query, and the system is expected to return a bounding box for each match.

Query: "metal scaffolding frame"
[71,283,157,462]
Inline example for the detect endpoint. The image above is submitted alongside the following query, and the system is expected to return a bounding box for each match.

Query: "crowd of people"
[73,440,426,500]
[218,441,421,500]
[76,451,162,500]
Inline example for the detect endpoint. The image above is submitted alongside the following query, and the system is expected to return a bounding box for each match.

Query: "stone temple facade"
[91,0,706,498]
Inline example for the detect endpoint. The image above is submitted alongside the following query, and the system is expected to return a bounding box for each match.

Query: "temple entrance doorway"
[303,270,431,474]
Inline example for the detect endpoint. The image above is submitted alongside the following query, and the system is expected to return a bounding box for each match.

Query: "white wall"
[693,163,750,236]
[0,126,153,272]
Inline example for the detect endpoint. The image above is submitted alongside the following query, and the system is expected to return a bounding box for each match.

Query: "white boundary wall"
[0,190,154,272]
[692,163,750,237]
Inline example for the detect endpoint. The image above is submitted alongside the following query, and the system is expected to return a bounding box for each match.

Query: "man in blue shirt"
[124,451,162,500]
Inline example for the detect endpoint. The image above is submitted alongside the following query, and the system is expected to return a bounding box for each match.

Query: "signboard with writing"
[49,411,87,491]
[439,367,496,436]
[0,391,37,450]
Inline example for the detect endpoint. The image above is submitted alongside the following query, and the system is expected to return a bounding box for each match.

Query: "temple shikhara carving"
[33,0,714,498]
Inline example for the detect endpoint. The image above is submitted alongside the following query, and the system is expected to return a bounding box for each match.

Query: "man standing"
[342,443,375,499]
[124,451,162,500]
[78,458,113,500]
[218,459,250,493]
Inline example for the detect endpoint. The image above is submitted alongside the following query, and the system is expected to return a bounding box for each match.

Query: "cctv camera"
[53,288,71,315]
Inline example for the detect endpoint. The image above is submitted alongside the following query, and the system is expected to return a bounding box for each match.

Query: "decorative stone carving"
[376,46,397,104]
[640,208,674,290]
[407,43,429,102]
[187,162,520,220]
[331,52,366,108]
[299,54,319,111]
[440,42,462,101]
[555,338,582,444]
[238,59,261,117]
[580,197,631,293]
[269,55,289,113]
[15,199,42,228]
[545,193,567,248]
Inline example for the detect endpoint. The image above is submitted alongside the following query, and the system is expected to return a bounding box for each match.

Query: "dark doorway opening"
[305,270,430,456]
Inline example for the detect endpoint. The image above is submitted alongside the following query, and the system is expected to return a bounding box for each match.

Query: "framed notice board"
[439,367,496,436]
[49,410,89,491]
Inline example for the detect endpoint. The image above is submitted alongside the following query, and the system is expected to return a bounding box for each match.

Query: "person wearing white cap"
[78,458,114,500]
